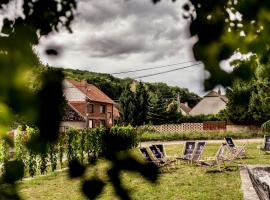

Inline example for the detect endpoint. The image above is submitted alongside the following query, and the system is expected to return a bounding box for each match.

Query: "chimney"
[218,88,221,96]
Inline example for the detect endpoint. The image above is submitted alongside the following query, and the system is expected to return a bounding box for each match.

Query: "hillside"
[61,68,201,108]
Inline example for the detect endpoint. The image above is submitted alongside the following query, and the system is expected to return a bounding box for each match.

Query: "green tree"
[147,93,168,125]
[134,82,149,126]
[119,87,136,126]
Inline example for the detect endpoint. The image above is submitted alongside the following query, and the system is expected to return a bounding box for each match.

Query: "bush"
[110,125,139,149]
[262,120,270,133]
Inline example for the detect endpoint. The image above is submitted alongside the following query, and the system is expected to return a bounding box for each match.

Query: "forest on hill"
[62,68,201,108]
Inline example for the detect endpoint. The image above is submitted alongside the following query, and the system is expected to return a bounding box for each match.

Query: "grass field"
[18,141,270,200]
[140,131,263,141]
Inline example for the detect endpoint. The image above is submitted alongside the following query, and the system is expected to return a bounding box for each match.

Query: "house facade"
[189,90,227,116]
[61,79,120,130]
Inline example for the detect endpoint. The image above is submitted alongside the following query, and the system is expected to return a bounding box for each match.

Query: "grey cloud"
[39,0,194,63]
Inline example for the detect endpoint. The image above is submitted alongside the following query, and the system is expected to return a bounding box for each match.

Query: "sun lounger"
[225,137,247,158]
[177,141,196,163]
[200,143,243,171]
[191,141,206,164]
[257,135,270,153]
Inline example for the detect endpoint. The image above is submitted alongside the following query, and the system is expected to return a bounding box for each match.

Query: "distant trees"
[119,82,183,125]
[119,82,149,126]
[62,68,201,107]
[223,57,270,125]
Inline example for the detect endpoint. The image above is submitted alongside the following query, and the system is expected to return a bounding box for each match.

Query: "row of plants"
[0,125,138,178]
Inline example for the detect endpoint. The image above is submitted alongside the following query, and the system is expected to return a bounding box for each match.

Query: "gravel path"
[140,138,263,147]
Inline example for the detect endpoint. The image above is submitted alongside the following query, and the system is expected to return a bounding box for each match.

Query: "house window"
[108,112,112,119]
[100,120,106,127]
[87,104,94,113]
[100,105,106,114]
[88,120,93,128]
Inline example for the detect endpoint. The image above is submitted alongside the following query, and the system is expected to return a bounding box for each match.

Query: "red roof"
[67,79,115,104]
[69,101,87,118]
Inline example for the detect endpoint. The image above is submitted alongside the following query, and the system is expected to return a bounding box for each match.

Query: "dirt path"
[140,138,262,147]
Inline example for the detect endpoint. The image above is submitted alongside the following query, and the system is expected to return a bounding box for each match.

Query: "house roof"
[180,103,191,114]
[189,90,227,116]
[66,79,115,104]
[69,101,87,118]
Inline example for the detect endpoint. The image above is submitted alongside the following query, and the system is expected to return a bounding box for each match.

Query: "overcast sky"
[36,0,207,95]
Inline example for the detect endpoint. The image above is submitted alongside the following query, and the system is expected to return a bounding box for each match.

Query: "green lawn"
[18,141,270,200]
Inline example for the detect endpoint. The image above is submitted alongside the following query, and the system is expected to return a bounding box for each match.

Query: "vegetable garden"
[0,125,139,178]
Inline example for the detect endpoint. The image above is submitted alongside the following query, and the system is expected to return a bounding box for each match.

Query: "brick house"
[61,79,120,130]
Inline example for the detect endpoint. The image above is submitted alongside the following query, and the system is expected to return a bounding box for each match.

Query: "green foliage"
[14,128,27,167]
[38,152,48,175]
[119,87,137,126]
[26,127,38,177]
[223,57,270,124]
[140,131,263,141]
[58,134,65,169]
[66,128,79,162]
[85,128,105,160]
[109,126,139,149]
[134,82,149,126]
[262,120,270,133]
[48,143,58,172]
[78,130,86,163]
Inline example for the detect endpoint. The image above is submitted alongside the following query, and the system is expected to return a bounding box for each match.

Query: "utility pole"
[177,92,181,112]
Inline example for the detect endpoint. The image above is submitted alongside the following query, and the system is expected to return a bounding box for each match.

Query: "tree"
[147,92,168,125]
[223,57,270,124]
[119,87,136,126]
[134,82,149,126]
[166,100,182,124]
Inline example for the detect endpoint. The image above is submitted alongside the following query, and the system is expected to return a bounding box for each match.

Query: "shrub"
[85,128,105,161]
[26,126,38,177]
[48,143,58,172]
[66,128,80,162]
[109,125,139,150]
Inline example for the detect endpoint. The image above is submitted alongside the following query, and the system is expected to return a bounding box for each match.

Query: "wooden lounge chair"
[155,144,166,157]
[225,137,247,158]
[200,143,243,171]
[191,141,206,164]
[149,145,176,166]
[177,141,196,163]
[139,147,170,171]
[257,135,270,153]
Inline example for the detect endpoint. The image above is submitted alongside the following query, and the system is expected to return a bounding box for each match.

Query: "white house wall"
[60,121,86,129]
[63,80,86,101]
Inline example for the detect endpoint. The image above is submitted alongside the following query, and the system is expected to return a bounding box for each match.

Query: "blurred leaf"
[82,178,105,200]
[4,160,24,184]
[68,159,85,178]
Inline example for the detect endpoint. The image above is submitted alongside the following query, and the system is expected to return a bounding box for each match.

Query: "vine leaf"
[68,159,86,178]
[82,178,105,200]
[4,160,24,184]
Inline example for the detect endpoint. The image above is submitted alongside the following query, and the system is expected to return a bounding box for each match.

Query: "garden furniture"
[177,141,196,163]
[191,141,206,164]
[225,137,247,158]
[200,143,243,171]
[257,135,270,154]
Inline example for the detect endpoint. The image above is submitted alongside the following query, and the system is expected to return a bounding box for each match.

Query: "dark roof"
[180,103,191,114]
[67,79,115,104]
[205,91,220,97]
[69,101,87,117]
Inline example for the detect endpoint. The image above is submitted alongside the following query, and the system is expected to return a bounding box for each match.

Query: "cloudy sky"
[36,0,207,95]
